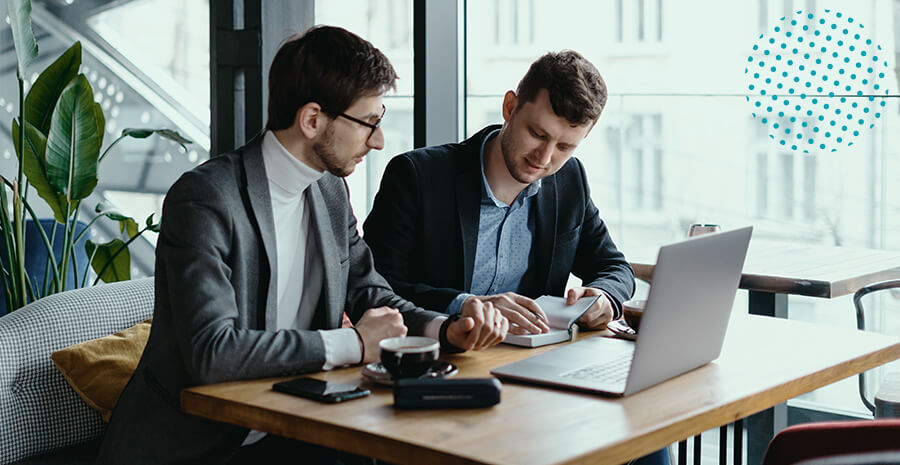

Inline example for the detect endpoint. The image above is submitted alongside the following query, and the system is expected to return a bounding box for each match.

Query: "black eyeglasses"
[336,104,386,140]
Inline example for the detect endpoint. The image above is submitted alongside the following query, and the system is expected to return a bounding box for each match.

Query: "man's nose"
[367,126,385,150]
[535,142,553,165]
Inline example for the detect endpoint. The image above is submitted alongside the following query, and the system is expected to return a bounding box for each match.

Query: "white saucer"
[360,361,458,386]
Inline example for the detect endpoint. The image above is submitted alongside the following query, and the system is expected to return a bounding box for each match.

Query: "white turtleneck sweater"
[260,130,362,365]
[244,131,363,446]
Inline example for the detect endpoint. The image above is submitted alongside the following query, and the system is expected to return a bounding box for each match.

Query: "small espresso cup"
[379,336,440,379]
[688,223,721,237]
[622,299,647,332]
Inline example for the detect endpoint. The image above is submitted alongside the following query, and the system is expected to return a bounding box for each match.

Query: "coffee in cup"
[379,336,440,379]
[622,299,646,331]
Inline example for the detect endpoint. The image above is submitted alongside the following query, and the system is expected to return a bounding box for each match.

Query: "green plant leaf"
[94,201,139,238]
[93,102,105,149]
[12,118,68,223]
[120,128,153,138]
[46,74,100,201]
[86,238,130,283]
[145,213,160,233]
[7,0,38,80]
[119,218,138,239]
[24,42,81,134]
[121,128,193,151]
[94,200,130,221]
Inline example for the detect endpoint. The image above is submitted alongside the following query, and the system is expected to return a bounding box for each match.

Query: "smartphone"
[273,378,370,403]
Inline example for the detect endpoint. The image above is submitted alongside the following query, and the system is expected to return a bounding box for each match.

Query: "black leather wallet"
[393,377,502,409]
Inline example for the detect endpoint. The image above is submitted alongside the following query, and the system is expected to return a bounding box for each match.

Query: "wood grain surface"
[182,315,900,465]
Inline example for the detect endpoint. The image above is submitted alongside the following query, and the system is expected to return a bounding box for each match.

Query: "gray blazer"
[97,135,442,465]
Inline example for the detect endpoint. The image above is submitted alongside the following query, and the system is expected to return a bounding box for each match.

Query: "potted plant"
[2,0,191,313]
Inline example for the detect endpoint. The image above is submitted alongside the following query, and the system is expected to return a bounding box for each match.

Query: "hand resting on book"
[502,295,600,348]
[466,292,550,335]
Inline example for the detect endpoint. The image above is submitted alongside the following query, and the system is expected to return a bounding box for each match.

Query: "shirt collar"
[261,130,325,198]
[478,128,541,207]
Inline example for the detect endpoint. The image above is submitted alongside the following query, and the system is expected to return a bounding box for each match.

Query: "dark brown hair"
[266,25,398,131]
[515,50,607,125]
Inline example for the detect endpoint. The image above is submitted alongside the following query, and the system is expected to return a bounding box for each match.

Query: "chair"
[0,278,154,464]
[794,450,900,465]
[855,279,900,417]
[761,419,900,465]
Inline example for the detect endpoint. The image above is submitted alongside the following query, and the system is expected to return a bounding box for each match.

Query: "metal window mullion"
[416,0,463,148]
[260,0,315,129]
[210,0,262,155]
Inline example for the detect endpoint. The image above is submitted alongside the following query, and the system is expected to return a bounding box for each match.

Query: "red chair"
[761,419,900,465]
[793,450,900,465]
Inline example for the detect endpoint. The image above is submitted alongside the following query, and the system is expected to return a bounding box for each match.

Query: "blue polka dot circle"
[746,9,889,153]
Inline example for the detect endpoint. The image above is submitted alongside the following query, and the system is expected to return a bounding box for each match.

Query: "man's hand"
[354,307,407,363]
[568,287,614,330]
[471,292,549,335]
[446,298,508,350]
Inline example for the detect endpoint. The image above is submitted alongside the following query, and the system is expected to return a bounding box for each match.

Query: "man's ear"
[501,90,518,122]
[295,102,325,139]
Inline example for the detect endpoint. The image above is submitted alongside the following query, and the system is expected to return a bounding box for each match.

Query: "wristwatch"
[438,313,466,354]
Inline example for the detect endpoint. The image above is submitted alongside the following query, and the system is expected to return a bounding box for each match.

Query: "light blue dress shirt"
[446,129,541,315]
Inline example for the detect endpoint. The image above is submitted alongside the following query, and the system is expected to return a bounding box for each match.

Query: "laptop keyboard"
[560,355,633,384]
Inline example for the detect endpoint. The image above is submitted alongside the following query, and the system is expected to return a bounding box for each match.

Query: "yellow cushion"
[51,319,151,422]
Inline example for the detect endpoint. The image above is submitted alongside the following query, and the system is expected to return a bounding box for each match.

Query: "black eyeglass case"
[393,377,502,409]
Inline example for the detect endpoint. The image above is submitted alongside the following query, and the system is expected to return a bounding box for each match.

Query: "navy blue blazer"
[363,125,635,317]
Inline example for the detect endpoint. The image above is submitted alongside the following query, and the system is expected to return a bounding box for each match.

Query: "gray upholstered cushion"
[0,278,154,464]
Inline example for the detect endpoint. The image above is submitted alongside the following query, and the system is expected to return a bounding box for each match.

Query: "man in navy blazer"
[364,50,634,335]
[365,49,669,465]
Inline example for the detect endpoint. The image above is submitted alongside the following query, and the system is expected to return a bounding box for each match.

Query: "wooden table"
[182,315,900,465]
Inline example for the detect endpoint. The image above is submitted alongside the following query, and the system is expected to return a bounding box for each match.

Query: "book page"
[534,295,600,329]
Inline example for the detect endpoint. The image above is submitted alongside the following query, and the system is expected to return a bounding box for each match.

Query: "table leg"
[693,434,701,465]
[748,291,788,318]
[747,291,789,464]
[719,425,727,465]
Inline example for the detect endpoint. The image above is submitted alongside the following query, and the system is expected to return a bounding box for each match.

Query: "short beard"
[312,123,351,177]
[499,128,533,184]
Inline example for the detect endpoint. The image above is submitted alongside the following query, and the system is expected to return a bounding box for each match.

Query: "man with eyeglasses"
[364,49,669,465]
[97,26,506,465]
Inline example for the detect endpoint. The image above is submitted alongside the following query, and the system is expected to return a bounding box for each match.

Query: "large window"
[0,0,212,277]
[466,0,899,416]
[316,0,414,218]
[85,0,211,255]
[4,0,897,417]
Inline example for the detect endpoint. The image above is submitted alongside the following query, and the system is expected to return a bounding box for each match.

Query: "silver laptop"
[490,226,752,397]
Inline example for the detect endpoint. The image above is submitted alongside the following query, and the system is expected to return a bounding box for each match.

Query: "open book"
[502,295,599,347]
